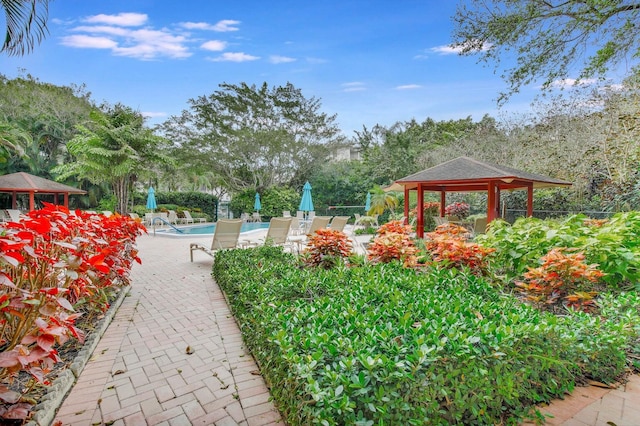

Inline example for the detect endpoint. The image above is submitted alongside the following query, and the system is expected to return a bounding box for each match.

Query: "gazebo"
[394,157,572,238]
[0,172,87,212]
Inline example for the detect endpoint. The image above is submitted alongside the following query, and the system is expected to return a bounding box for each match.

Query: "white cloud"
[342,82,366,92]
[142,111,167,118]
[72,25,130,37]
[209,52,259,62]
[84,13,148,27]
[396,84,422,90]
[549,78,597,89]
[65,24,191,59]
[60,35,118,49]
[180,20,240,32]
[270,55,296,64]
[212,20,241,32]
[201,40,227,51]
[430,40,491,55]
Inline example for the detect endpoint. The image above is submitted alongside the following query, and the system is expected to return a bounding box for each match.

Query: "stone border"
[25,285,131,426]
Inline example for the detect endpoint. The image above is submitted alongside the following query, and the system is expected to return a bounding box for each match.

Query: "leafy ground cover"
[213,245,640,425]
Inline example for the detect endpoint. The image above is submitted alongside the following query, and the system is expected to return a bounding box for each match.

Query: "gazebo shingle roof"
[0,172,86,194]
[396,156,571,189]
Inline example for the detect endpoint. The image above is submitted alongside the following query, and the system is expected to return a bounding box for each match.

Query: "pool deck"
[53,226,640,425]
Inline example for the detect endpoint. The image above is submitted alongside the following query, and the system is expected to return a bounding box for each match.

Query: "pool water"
[156,221,269,235]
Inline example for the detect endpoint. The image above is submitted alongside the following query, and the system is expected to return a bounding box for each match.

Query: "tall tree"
[159,82,341,193]
[53,104,172,214]
[1,0,49,55]
[452,0,640,102]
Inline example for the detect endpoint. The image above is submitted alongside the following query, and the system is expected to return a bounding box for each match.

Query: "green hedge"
[152,191,218,221]
[212,247,639,425]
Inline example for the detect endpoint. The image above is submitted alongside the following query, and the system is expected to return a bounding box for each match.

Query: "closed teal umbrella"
[298,181,314,213]
[146,187,157,212]
[254,193,261,211]
[364,192,371,213]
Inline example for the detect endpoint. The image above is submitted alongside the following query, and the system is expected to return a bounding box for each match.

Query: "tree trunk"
[113,176,130,215]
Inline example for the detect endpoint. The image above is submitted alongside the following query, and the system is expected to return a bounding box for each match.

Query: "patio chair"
[129,213,140,220]
[190,219,243,262]
[251,212,262,222]
[5,209,22,222]
[434,216,449,227]
[287,216,331,253]
[283,210,291,217]
[102,211,113,217]
[473,216,488,235]
[0,210,11,222]
[243,217,292,248]
[289,217,303,235]
[329,216,350,232]
[167,210,179,225]
[182,210,206,224]
[296,210,304,220]
[240,212,250,222]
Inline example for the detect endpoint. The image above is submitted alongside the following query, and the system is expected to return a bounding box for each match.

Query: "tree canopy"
[452,0,640,102]
[159,82,342,193]
[53,104,171,214]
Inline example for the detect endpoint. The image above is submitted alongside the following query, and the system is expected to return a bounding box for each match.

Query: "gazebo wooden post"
[439,191,446,217]
[417,183,425,238]
[487,181,498,222]
[29,191,36,212]
[527,183,534,217]
[11,192,17,209]
[64,193,69,209]
[403,187,410,224]
[495,186,501,218]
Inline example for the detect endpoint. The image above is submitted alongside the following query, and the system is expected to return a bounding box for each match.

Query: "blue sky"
[2,1,566,135]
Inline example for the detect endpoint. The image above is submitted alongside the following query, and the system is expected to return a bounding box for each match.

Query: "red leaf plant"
[514,248,604,313]
[424,223,495,275]
[367,220,418,267]
[303,228,352,269]
[0,203,145,420]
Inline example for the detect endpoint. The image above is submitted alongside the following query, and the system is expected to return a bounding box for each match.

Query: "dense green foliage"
[213,247,639,425]
[479,212,640,289]
[229,186,299,219]
[154,190,218,221]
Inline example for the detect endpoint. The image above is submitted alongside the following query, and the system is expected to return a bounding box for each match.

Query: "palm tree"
[2,0,50,56]
[368,185,399,216]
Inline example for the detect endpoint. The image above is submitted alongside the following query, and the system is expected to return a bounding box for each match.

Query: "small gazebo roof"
[0,172,86,194]
[396,156,571,191]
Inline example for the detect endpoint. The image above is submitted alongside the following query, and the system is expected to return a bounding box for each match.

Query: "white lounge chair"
[243,217,292,248]
[182,210,205,224]
[5,209,22,222]
[190,219,243,262]
[329,216,350,232]
[287,216,331,253]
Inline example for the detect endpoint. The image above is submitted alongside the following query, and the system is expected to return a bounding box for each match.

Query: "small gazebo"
[0,172,87,212]
[394,157,572,238]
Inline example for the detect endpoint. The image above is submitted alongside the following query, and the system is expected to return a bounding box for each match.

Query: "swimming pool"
[155,221,269,236]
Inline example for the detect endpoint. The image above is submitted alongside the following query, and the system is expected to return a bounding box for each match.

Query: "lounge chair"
[329,216,350,232]
[190,219,243,262]
[251,212,262,222]
[129,213,140,220]
[434,216,449,226]
[473,216,488,235]
[181,210,206,224]
[243,217,292,248]
[5,209,22,222]
[102,211,113,217]
[287,216,331,253]
[289,217,303,235]
[283,210,291,217]
[167,210,179,225]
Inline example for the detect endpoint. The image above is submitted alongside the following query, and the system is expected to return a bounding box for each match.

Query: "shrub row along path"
[54,229,640,425]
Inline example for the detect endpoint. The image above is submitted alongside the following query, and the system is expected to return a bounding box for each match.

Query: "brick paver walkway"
[54,228,640,425]
[55,231,281,426]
